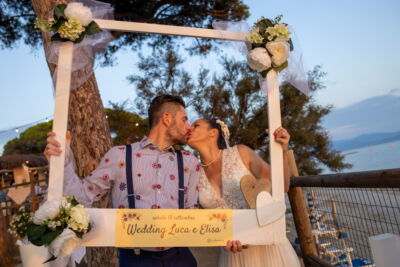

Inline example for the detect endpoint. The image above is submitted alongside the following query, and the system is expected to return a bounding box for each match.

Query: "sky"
[0,0,399,136]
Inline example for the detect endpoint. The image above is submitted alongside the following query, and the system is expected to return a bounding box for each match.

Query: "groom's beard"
[168,122,188,146]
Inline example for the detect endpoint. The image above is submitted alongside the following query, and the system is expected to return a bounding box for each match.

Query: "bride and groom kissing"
[44,94,300,267]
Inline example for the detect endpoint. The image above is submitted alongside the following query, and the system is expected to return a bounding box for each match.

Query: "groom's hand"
[43,131,71,161]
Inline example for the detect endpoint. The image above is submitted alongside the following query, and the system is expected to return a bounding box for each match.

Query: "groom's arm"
[44,132,119,207]
[63,147,120,207]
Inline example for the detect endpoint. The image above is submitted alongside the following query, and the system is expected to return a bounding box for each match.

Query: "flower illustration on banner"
[121,212,141,229]
[246,15,293,77]
[34,2,101,43]
[9,196,91,262]
[209,213,228,229]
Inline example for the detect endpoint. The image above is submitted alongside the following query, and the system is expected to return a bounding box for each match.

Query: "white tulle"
[212,20,310,96]
[46,0,114,91]
[199,146,301,267]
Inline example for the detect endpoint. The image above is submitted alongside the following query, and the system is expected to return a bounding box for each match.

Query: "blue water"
[326,140,400,173]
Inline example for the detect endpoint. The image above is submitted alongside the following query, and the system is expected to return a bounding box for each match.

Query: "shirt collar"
[140,136,176,154]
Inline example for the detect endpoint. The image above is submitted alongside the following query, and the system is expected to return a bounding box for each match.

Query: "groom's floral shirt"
[63,137,201,210]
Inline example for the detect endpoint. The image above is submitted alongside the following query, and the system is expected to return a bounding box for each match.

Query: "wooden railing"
[288,154,400,267]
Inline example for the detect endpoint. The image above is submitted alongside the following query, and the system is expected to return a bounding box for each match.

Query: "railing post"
[287,150,318,266]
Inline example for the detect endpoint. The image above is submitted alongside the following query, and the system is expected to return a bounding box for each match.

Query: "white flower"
[64,2,93,26]
[247,27,263,43]
[265,23,290,41]
[266,41,290,67]
[47,220,61,230]
[215,120,230,140]
[33,199,61,225]
[49,228,81,257]
[61,197,72,210]
[247,47,272,72]
[68,204,90,233]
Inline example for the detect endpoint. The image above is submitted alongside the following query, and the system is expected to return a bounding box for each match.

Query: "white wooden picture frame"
[48,19,287,247]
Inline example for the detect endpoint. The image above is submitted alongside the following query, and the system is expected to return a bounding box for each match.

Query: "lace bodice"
[199,146,252,209]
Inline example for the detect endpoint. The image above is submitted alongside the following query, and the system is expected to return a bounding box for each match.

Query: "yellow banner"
[115,209,232,247]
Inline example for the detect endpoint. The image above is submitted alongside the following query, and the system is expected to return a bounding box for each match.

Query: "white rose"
[247,47,272,72]
[68,205,90,232]
[33,199,61,225]
[64,2,93,26]
[266,41,289,67]
[49,228,81,257]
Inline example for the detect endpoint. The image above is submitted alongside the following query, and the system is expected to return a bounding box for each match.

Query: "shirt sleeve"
[185,159,201,209]
[63,147,121,207]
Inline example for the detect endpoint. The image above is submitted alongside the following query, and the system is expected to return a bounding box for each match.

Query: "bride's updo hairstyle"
[205,119,228,150]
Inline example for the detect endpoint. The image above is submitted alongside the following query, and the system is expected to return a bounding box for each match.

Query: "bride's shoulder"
[235,144,252,155]
[232,144,252,167]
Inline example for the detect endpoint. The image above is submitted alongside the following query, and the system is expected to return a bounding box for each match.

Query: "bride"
[186,118,300,267]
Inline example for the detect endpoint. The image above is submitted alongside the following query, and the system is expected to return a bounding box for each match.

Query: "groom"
[44,94,200,267]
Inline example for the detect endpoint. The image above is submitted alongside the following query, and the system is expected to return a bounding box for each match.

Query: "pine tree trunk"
[31,1,118,266]
[0,210,13,266]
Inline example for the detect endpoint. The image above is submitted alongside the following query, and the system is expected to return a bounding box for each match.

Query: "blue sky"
[0,0,399,136]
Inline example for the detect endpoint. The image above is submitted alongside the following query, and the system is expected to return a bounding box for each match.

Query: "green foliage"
[2,105,148,155]
[129,47,351,175]
[53,4,67,20]
[0,0,249,63]
[2,121,53,156]
[26,224,47,246]
[105,101,148,146]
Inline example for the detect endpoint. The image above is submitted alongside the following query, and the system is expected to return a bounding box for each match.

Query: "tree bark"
[0,209,13,266]
[31,1,117,266]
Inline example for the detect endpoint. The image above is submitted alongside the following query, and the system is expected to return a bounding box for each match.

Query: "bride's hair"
[205,119,227,150]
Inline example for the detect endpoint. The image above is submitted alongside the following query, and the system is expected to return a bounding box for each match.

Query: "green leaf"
[288,39,294,51]
[51,33,63,42]
[274,61,288,72]
[264,19,274,27]
[260,68,271,78]
[74,32,86,44]
[85,21,102,36]
[41,228,63,245]
[74,230,83,239]
[69,197,79,207]
[27,224,46,242]
[251,43,264,50]
[54,4,67,20]
[51,17,66,32]
[43,255,57,264]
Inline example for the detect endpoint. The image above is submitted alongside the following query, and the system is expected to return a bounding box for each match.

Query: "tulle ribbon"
[45,0,114,91]
[212,21,310,96]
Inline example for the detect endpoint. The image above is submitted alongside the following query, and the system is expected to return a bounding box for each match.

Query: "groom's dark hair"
[148,94,186,128]
[205,119,228,149]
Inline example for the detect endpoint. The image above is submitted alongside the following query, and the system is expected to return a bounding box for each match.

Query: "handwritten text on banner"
[115,209,233,247]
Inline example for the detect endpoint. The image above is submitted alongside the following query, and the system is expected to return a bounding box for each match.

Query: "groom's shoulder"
[107,142,141,153]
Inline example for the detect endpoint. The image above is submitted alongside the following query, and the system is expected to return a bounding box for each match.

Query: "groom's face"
[168,106,191,144]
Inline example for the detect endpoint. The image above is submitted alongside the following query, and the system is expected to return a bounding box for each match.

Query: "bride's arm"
[237,127,291,193]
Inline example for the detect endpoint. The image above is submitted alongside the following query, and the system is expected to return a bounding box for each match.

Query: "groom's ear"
[161,112,172,126]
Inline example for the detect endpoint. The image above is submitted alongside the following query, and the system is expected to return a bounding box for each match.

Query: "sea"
[323,140,400,174]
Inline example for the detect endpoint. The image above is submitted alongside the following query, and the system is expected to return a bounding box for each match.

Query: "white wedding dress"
[199,146,301,267]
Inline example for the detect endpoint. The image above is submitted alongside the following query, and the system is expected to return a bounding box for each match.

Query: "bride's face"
[186,119,213,149]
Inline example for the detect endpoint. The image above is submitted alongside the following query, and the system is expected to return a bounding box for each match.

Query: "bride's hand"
[266,127,290,152]
[224,240,249,253]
